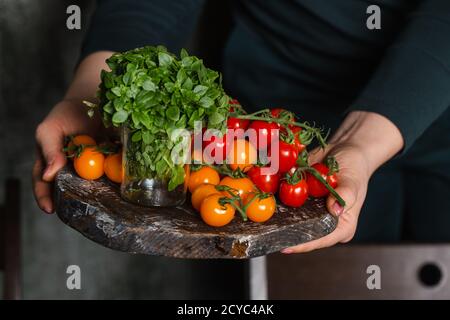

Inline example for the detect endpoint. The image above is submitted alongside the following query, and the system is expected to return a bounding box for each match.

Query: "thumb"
[326,173,359,217]
[35,123,67,182]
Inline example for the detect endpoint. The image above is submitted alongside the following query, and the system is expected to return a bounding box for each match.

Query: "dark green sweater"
[82,0,450,152]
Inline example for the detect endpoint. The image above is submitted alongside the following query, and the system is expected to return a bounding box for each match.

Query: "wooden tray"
[55,166,337,259]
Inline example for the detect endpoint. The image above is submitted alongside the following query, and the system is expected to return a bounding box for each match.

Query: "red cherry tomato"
[289,126,306,153]
[272,140,299,174]
[228,105,250,131]
[270,108,294,121]
[247,166,280,194]
[279,178,308,208]
[227,117,250,131]
[306,163,338,198]
[248,120,279,150]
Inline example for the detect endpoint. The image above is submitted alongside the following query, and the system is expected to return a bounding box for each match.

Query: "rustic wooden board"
[55,166,337,259]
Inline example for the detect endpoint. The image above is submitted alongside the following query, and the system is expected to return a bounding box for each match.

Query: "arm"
[33,0,205,213]
[285,0,450,253]
[33,51,113,213]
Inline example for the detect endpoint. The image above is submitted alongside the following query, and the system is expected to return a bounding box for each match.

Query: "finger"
[307,143,335,165]
[282,226,347,254]
[35,123,67,182]
[326,174,359,216]
[32,152,54,214]
[307,147,327,165]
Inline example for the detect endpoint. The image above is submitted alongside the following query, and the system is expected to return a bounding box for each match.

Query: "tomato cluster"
[64,135,123,184]
[188,100,341,227]
[68,101,342,228]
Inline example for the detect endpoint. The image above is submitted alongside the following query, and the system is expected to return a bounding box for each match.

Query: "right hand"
[33,99,102,213]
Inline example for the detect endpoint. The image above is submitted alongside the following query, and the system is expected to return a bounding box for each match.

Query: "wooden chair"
[0,178,21,300]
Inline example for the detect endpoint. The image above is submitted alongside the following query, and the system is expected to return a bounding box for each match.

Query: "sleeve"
[347,0,450,151]
[81,0,205,59]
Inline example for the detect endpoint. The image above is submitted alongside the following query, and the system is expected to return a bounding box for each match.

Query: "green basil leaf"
[131,131,142,142]
[193,85,208,97]
[208,111,225,126]
[166,106,180,121]
[158,52,173,67]
[142,79,156,91]
[111,87,122,97]
[199,96,214,109]
[112,110,128,123]
[142,131,151,144]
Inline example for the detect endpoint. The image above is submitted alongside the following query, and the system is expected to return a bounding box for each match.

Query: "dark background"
[0,0,247,299]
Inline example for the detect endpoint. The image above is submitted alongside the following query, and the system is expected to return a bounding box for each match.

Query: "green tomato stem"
[234,113,328,148]
[306,167,346,207]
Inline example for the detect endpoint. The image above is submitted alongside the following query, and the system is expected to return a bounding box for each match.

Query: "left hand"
[281,111,404,254]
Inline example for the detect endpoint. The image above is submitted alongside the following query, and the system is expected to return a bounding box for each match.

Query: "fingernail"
[332,201,344,216]
[43,162,53,178]
[281,249,293,254]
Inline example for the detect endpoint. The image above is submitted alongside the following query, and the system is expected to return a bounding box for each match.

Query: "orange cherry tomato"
[188,166,220,193]
[244,193,276,223]
[104,153,123,183]
[191,184,220,211]
[219,176,255,200]
[227,139,257,172]
[74,147,105,180]
[67,135,96,158]
[200,194,235,227]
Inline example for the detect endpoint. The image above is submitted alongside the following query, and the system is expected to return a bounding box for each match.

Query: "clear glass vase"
[120,127,189,207]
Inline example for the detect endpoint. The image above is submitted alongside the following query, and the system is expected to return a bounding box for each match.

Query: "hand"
[33,99,102,213]
[32,51,113,214]
[282,111,404,253]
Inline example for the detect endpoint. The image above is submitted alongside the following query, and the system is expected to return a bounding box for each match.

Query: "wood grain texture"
[55,166,337,259]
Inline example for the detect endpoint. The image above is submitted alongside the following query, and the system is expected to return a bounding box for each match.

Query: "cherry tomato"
[228,139,257,172]
[271,140,299,174]
[288,126,306,153]
[227,101,250,131]
[248,120,279,150]
[104,153,123,183]
[219,176,255,200]
[67,135,96,158]
[244,193,276,223]
[203,131,230,163]
[191,184,220,211]
[227,117,250,131]
[188,166,220,193]
[200,194,235,227]
[74,147,105,180]
[247,166,280,194]
[270,108,295,128]
[279,178,308,208]
[306,163,338,198]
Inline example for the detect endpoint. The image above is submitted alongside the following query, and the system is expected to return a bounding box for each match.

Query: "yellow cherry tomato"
[200,194,235,227]
[243,193,276,223]
[104,153,123,183]
[67,135,96,158]
[191,184,220,211]
[228,139,257,172]
[74,147,105,180]
[188,166,220,193]
[219,176,255,200]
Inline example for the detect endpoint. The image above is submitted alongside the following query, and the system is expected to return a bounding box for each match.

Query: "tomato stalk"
[241,191,272,214]
[304,167,346,207]
[235,109,328,148]
[215,185,248,221]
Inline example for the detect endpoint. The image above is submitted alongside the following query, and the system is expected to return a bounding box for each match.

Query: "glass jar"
[120,127,189,207]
